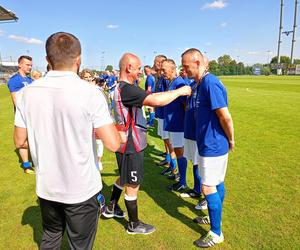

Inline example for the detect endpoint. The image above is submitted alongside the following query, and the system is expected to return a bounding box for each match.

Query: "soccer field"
[0,75,300,249]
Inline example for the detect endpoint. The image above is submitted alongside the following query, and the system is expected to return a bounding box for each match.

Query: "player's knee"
[202,185,216,196]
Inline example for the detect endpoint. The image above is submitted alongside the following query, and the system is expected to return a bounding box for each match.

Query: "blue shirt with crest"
[184,80,198,140]
[163,76,186,132]
[154,76,167,119]
[195,73,229,157]
[7,73,33,93]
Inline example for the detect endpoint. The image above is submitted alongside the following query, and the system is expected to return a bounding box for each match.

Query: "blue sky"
[0,0,299,71]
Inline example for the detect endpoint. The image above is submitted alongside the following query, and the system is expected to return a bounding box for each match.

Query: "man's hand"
[118,131,127,144]
[229,140,235,152]
[177,85,192,96]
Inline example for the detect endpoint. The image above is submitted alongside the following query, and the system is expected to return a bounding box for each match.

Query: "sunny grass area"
[0,75,300,249]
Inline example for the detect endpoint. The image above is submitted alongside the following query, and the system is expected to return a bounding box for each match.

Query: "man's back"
[16,70,112,203]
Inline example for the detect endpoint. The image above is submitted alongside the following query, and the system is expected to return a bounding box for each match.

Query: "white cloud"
[247,51,260,55]
[220,22,227,27]
[0,29,4,36]
[106,24,119,29]
[8,35,43,45]
[201,0,227,10]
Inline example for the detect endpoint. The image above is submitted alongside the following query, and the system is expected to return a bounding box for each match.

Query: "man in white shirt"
[14,32,120,250]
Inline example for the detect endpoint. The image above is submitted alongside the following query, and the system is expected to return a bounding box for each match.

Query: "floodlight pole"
[277,0,284,75]
[291,0,298,64]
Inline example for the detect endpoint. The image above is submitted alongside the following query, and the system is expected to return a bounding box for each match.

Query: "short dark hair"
[46,32,81,70]
[144,65,151,69]
[155,54,167,60]
[181,48,203,58]
[18,55,32,64]
[161,58,176,68]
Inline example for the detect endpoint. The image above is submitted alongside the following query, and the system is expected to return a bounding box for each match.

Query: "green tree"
[270,56,291,64]
[218,55,232,75]
[293,59,300,64]
[105,65,113,72]
[208,60,220,75]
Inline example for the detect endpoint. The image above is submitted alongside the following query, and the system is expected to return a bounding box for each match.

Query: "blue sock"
[206,192,222,236]
[217,182,225,204]
[170,158,177,171]
[193,165,201,194]
[149,112,155,125]
[177,157,187,186]
[22,161,31,169]
[165,153,171,164]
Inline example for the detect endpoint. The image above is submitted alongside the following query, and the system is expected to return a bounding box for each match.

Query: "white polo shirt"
[14,71,113,204]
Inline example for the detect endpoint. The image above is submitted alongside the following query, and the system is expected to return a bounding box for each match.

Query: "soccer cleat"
[156,160,169,166]
[24,167,35,175]
[195,199,208,210]
[180,189,200,198]
[169,182,187,192]
[161,167,173,176]
[167,173,180,181]
[193,216,210,224]
[102,203,126,218]
[126,221,156,235]
[194,230,224,248]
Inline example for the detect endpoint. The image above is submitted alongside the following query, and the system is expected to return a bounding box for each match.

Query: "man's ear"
[46,56,52,68]
[126,63,132,73]
[75,55,81,67]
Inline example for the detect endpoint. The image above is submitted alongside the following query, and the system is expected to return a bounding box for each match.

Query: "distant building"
[0,61,18,84]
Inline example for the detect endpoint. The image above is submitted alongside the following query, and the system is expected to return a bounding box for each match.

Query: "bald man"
[103,53,191,235]
[181,48,234,248]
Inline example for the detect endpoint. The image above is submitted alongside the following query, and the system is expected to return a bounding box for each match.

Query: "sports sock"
[170,158,177,171]
[165,153,171,164]
[124,194,138,223]
[193,165,201,194]
[22,161,31,169]
[206,192,222,236]
[177,157,187,186]
[217,182,225,204]
[110,183,123,204]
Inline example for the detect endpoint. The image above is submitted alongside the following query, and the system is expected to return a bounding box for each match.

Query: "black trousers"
[39,193,100,250]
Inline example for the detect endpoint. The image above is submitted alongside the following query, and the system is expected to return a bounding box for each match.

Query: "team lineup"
[10,32,234,249]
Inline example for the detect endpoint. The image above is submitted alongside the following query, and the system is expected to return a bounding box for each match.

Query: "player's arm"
[143,85,191,107]
[147,85,152,93]
[95,124,121,152]
[10,92,17,107]
[215,107,235,151]
[14,126,29,149]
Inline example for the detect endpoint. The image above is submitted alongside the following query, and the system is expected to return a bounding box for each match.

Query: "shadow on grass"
[21,199,69,250]
[100,166,128,230]
[141,146,207,236]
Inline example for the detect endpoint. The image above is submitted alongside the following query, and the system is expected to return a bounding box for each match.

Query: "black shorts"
[115,151,144,186]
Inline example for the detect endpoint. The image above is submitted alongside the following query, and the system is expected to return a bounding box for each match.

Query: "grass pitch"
[0,75,300,249]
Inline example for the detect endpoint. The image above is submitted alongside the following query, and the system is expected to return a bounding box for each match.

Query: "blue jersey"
[154,76,167,119]
[7,73,33,92]
[184,80,198,140]
[183,77,193,85]
[163,76,186,132]
[145,74,155,92]
[107,75,116,92]
[195,73,229,157]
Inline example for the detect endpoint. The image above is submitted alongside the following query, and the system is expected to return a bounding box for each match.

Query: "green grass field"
[1,75,300,249]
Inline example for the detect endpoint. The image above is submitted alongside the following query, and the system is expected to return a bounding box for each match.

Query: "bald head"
[119,53,142,84]
[203,55,209,70]
[119,53,140,71]
[181,48,207,82]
